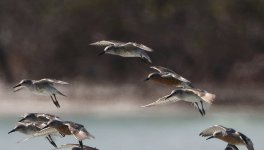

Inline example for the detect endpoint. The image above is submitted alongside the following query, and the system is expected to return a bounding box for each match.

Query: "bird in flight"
[200,125,254,150]
[13,78,69,108]
[141,87,215,116]
[144,66,193,88]
[90,40,153,63]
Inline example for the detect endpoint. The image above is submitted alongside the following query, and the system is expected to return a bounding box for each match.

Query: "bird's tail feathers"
[201,92,215,104]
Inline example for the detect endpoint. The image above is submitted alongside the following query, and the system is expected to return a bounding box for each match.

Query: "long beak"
[165,94,175,100]
[13,83,21,89]
[8,129,16,134]
[97,51,105,56]
[143,78,149,82]
[18,118,26,122]
[13,84,24,92]
[206,136,214,140]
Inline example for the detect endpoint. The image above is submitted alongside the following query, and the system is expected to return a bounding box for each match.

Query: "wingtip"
[140,104,152,108]
[140,102,157,107]
[202,92,216,104]
[89,42,97,46]
[63,82,70,85]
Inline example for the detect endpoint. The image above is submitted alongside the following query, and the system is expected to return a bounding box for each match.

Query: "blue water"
[1,111,263,150]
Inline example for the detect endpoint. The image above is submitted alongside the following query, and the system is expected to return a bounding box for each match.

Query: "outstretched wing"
[39,79,69,85]
[150,66,175,74]
[238,132,254,150]
[17,127,60,144]
[141,91,180,107]
[90,40,124,46]
[34,127,60,137]
[125,42,153,52]
[38,113,61,122]
[150,66,191,83]
[161,73,191,84]
[199,125,228,137]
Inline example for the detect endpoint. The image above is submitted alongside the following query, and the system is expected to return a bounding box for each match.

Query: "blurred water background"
[1,111,263,150]
[0,0,263,150]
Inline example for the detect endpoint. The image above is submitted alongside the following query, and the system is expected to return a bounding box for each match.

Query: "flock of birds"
[8,40,254,150]
[9,113,96,150]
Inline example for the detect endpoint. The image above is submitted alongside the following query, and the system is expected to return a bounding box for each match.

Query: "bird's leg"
[46,135,57,148]
[195,102,204,116]
[50,95,58,108]
[50,95,55,106]
[51,94,60,108]
[48,135,57,148]
[200,101,206,115]
[79,140,84,149]
[53,94,60,108]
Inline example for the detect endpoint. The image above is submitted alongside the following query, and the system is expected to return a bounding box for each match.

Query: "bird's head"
[206,131,223,140]
[144,73,161,81]
[8,124,25,134]
[13,79,33,92]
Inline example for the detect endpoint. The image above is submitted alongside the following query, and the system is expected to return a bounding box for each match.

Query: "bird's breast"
[109,48,140,57]
[219,136,244,145]
[180,94,202,103]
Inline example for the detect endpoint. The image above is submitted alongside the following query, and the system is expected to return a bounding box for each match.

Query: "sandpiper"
[56,144,98,150]
[8,122,58,148]
[39,119,94,149]
[18,113,61,123]
[13,78,69,108]
[141,87,215,116]
[200,125,254,150]
[90,40,153,63]
[144,66,193,88]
